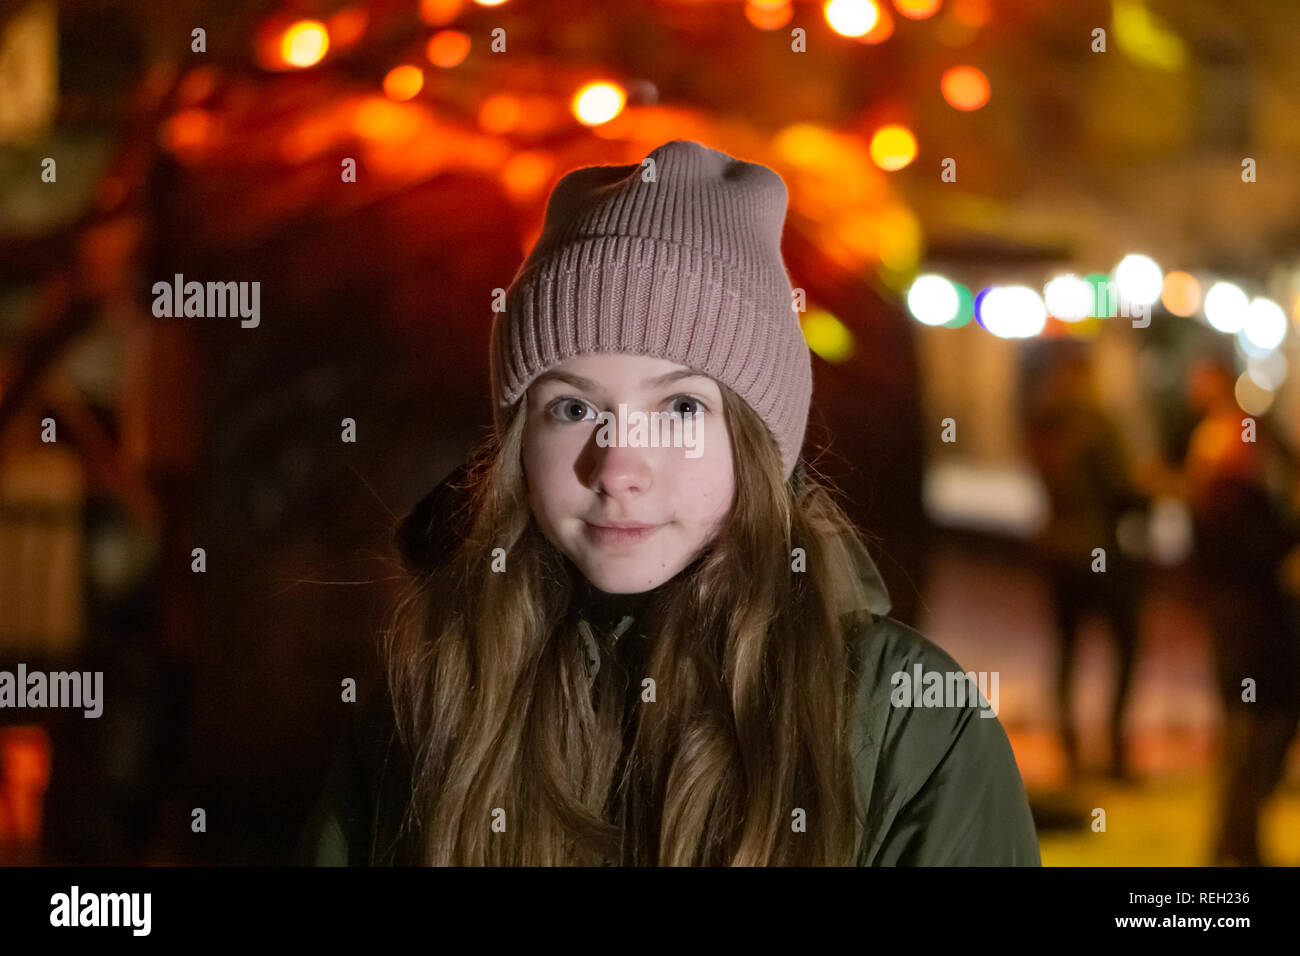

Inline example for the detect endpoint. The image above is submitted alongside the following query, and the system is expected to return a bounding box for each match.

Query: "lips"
[583,521,662,547]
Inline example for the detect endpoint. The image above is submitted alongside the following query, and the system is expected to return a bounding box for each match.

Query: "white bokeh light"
[1043,274,1094,321]
[1114,254,1163,307]
[907,274,960,326]
[980,285,1047,338]
[1241,296,1287,352]
[1203,281,1248,333]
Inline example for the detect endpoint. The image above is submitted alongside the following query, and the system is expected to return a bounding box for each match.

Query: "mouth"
[583,521,663,547]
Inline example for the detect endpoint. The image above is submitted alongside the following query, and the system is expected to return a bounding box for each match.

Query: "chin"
[577,564,666,595]
[570,550,680,595]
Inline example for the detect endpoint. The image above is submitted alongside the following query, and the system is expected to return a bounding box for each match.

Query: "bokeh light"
[978,285,1047,338]
[1235,370,1275,416]
[501,151,554,203]
[280,20,329,68]
[941,66,990,110]
[825,0,880,37]
[943,282,975,327]
[419,0,463,25]
[427,30,470,68]
[1241,297,1287,351]
[383,65,424,101]
[1043,274,1094,321]
[801,308,856,361]
[1114,253,1163,307]
[855,2,894,42]
[869,124,917,170]
[572,81,626,125]
[908,274,960,325]
[159,108,214,154]
[1203,281,1248,333]
[745,0,794,30]
[894,0,942,21]
[1160,270,1201,317]
[326,9,368,50]
[478,93,522,134]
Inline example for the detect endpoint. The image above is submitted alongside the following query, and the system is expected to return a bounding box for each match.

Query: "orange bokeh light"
[326,8,368,49]
[745,0,793,30]
[502,151,553,202]
[427,30,470,67]
[160,108,214,152]
[0,726,51,845]
[280,20,329,68]
[1161,271,1202,317]
[419,0,463,26]
[941,65,989,110]
[353,98,420,143]
[894,0,941,18]
[478,93,522,134]
[384,65,425,101]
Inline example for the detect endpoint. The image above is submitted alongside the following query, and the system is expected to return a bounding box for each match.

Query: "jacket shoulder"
[298,681,415,866]
[849,613,1040,866]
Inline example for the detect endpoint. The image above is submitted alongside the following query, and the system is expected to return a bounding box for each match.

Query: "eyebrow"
[530,368,713,393]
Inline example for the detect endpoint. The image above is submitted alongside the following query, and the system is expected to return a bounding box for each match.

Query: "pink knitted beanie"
[488,139,812,479]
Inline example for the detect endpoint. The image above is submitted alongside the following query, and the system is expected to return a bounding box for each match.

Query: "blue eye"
[546,394,709,423]
[669,395,708,418]
[549,397,595,423]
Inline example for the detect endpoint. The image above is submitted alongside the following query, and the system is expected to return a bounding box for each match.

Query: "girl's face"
[522,352,735,594]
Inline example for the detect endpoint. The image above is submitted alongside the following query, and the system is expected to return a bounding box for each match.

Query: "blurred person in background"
[1020,340,1148,782]
[1183,353,1300,866]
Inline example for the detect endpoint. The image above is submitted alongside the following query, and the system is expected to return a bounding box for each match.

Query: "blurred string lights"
[217,0,996,371]
[243,0,987,170]
[903,257,1300,415]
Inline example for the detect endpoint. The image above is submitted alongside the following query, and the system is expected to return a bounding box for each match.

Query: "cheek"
[672,454,734,532]
[524,428,585,523]
[522,429,557,520]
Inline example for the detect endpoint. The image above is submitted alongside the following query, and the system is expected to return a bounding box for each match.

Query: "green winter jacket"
[298,472,1040,866]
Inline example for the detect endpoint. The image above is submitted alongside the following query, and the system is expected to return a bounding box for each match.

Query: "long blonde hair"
[382,382,875,864]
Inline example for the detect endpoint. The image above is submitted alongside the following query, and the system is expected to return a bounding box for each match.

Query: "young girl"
[300,140,1040,866]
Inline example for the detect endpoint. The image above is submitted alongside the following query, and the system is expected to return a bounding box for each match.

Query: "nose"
[586,424,653,498]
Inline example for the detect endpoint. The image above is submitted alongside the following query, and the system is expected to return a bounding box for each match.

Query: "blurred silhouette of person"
[1020,341,1147,782]
[1182,353,1300,866]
